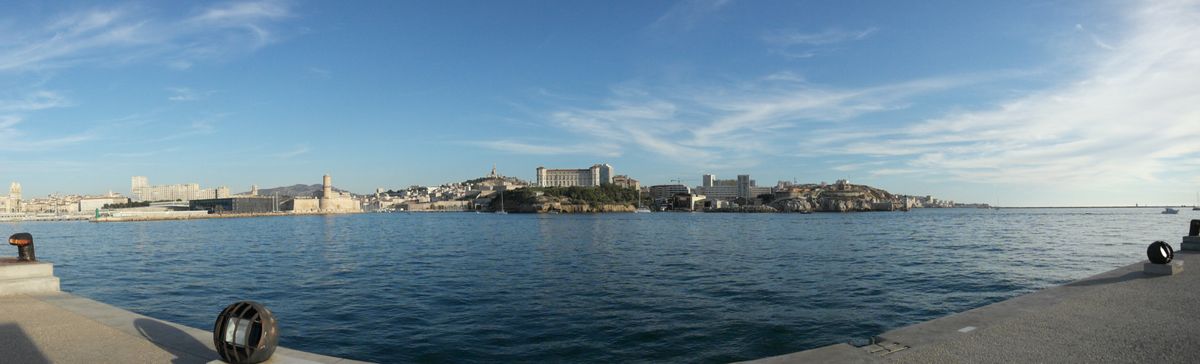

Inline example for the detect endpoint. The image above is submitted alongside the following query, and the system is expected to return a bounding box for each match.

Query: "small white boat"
[634,188,651,213]
[495,189,508,214]
[1163,208,1179,214]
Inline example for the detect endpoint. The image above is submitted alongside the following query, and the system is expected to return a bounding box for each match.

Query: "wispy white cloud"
[188,1,292,24]
[473,140,622,158]
[0,90,69,111]
[0,116,96,151]
[1076,23,1117,50]
[103,147,181,158]
[147,115,222,143]
[649,0,733,31]
[832,161,887,172]
[166,87,212,101]
[764,27,877,46]
[763,27,877,58]
[503,0,1197,192]
[826,0,1200,188]
[306,66,331,79]
[0,0,295,72]
[498,72,990,170]
[272,145,310,159]
[0,116,20,137]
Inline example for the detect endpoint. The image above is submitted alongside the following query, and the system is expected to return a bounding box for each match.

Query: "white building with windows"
[536,164,614,187]
[131,176,229,202]
[649,184,691,201]
[696,174,772,201]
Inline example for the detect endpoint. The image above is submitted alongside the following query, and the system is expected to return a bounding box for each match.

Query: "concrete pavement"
[745,250,1200,363]
[0,293,368,364]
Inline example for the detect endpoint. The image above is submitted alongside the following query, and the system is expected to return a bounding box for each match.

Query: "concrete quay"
[92,211,365,223]
[0,260,368,363]
[745,249,1200,363]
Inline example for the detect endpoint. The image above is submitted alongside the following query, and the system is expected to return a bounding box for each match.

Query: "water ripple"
[1,208,1192,363]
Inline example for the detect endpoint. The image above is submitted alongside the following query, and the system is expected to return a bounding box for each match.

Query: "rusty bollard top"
[8,233,32,247]
[9,233,35,262]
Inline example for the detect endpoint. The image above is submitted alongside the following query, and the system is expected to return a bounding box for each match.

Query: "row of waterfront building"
[1,162,964,217]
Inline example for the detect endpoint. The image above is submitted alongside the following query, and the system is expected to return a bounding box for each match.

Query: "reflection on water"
[2,208,1192,363]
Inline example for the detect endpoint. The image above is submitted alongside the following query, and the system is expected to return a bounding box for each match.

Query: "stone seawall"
[93,211,362,222]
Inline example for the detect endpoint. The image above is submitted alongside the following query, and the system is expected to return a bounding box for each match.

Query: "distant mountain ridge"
[238,184,350,197]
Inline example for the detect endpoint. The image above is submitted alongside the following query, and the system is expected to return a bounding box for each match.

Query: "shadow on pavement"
[0,323,51,364]
[134,318,219,364]
[1065,271,1150,287]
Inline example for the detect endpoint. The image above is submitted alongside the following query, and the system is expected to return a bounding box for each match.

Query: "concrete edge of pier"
[742,246,1200,363]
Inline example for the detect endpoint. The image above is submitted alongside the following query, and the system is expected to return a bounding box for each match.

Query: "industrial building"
[77,196,130,213]
[189,197,277,214]
[131,176,229,202]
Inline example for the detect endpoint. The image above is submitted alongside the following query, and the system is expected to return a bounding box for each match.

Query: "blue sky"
[1,0,1198,206]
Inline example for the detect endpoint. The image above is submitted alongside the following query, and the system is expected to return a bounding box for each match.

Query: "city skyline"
[2,1,1199,206]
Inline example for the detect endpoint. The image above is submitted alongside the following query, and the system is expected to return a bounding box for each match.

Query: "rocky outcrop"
[770,195,902,213]
[771,198,815,212]
[496,195,635,213]
[709,205,778,213]
[526,202,635,213]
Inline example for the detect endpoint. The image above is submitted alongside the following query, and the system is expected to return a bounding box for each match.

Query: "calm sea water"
[2,208,1194,363]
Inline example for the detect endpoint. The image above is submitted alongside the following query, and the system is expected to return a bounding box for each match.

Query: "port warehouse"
[189,197,276,214]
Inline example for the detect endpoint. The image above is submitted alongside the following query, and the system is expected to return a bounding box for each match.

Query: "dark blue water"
[2,208,1193,363]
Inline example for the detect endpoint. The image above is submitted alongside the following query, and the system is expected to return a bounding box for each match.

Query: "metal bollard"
[214,301,278,364]
[8,233,35,261]
[1147,240,1174,264]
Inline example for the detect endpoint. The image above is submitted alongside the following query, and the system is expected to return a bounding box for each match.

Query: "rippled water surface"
[3,208,1194,363]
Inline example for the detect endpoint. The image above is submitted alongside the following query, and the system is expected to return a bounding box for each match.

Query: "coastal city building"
[696,174,738,200]
[695,174,772,201]
[2,182,20,213]
[611,175,640,190]
[282,174,362,213]
[649,184,691,201]
[476,165,524,192]
[131,176,229,202]
[673,193,707,211]
[536,163,613,187]
[77,194,130,213]
[190,196,277,214]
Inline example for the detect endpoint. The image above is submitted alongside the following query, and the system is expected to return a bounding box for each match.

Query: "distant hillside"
[239,184,350,197]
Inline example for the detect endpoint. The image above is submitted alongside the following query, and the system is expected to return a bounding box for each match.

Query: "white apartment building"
[696,174,772,201]
[131,176,229,202]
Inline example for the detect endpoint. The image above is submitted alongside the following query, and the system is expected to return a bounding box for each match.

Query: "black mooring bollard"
[1147,240,1174,264]
[1190,219,1200,237]
[8,233,35,261]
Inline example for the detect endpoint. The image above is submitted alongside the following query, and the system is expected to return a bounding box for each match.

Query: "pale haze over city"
[1,0,1198,206]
